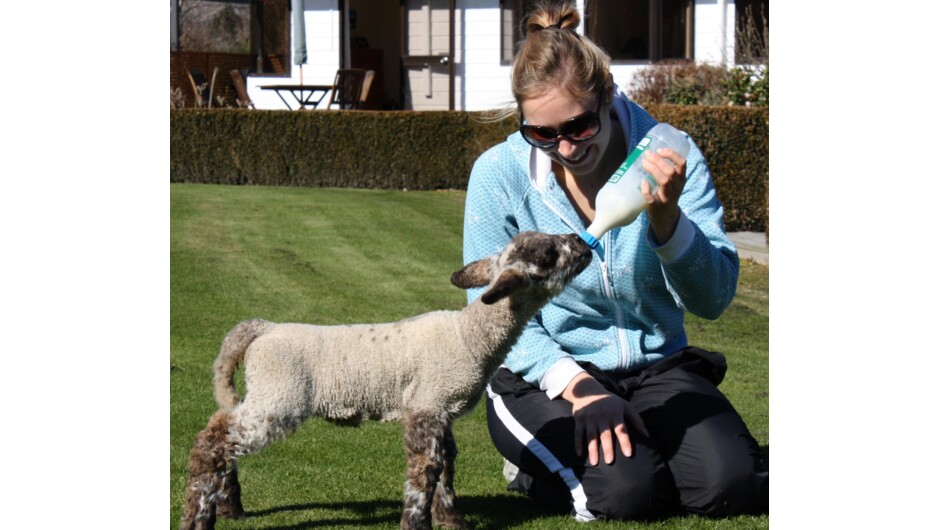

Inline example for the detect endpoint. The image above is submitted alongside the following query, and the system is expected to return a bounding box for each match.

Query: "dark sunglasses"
[519,98,603,149]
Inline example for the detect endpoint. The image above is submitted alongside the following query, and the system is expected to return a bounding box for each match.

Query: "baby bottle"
[579,123,691,249]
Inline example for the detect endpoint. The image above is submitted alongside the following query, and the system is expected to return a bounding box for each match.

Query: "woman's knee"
[582,448,677,520]
[682,457,768,517]
[586,471,675,520]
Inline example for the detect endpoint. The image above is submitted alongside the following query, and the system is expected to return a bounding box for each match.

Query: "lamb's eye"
[537,247,558,269]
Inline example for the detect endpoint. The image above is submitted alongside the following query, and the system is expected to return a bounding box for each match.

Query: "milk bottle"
[579,123,691,248]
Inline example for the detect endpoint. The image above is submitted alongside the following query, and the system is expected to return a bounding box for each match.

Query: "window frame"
[584,0,695,65]
[499,0,696,66]
[499,0,539,66]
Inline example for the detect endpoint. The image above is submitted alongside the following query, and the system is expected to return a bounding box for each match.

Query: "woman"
[462,1,768,522]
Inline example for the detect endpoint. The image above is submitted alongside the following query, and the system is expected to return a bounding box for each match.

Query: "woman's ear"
[604,73,615,105]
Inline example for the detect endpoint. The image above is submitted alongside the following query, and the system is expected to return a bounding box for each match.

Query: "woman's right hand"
[562,372,646,466]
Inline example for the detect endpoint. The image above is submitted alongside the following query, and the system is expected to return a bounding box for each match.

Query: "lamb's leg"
[215,461,245,519]
[179,410,239,530]
[431,425,466,529]
[180,400,303,530]
[401,411,449,530]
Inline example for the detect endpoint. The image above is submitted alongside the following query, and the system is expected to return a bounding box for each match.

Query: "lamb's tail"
[213,318,273,411]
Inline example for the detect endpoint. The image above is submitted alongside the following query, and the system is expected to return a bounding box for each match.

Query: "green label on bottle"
[608,136,651,184]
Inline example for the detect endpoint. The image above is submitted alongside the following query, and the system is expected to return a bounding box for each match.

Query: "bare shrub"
[171,87,187,109]
[628,61,730,106]
[735,4,769,67]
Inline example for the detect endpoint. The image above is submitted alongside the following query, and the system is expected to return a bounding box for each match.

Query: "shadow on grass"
[458,493,557,529]
[242,492,545,529]
[247,500,393,517]
[244,449,770,529]
[246,499,400,529]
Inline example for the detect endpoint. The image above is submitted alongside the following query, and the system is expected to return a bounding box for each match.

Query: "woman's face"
[520,86,613,179]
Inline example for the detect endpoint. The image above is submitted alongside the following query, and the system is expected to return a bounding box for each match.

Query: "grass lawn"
[170,183,768,529]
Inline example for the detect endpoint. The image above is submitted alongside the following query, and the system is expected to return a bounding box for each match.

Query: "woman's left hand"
[640,147,687,244]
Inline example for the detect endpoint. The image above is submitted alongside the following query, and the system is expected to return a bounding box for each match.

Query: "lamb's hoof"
[179,515,215,530]
[216,502,246,520]
[399,512,433,530]
[432,510,467,529]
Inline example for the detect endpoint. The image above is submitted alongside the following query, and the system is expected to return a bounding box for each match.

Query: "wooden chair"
[326,69,367,110]
[229,69,255,109]
[187,67,218,108]
[267,54,287,75]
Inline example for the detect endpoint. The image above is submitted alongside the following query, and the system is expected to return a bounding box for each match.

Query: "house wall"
[694,0,736,66]
[245,0,737,111]
[458,0,737,112]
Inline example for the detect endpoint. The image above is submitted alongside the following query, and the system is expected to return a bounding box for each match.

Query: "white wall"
[694,0,736,66]
[461,1,512,111]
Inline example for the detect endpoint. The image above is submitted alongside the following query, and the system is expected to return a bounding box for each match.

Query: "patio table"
[260,84,333,110]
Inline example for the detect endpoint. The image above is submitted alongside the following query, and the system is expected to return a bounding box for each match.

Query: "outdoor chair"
[187,67,218,108]
[229,69,255,109]
[267,54,287,75]
[326,68,367,110]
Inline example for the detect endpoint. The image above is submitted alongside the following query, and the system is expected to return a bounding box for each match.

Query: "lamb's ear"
[451,256,495,289]
[480,268,528,304]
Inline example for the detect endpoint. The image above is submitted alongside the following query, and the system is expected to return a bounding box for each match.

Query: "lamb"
[179,231,592,530]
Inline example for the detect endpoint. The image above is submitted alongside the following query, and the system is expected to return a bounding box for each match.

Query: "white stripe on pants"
[487,384,595,522]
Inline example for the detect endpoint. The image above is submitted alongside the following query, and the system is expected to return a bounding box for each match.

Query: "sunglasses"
[519,98,603,149]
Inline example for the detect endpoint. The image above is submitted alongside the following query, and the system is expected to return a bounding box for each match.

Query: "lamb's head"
[451,232,592,305]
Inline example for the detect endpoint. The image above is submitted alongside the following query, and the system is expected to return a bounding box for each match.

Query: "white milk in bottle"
[579,123,691,249]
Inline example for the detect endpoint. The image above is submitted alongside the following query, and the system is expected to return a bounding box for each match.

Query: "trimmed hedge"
[170,105,767,231]
[170,110,516,190]
[646,104,769,232]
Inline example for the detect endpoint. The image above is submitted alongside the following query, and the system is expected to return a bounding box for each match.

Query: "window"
[250,0,291,75]
[734,0,768,65]
[584,0,694,62]
[501,0,692,64]
[177,0,251,53]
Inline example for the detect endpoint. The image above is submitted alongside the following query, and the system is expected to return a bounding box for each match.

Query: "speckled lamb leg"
[215,461,246,519]
[179,410,239,530]
[400,411,450,530]
[431,425,466,528]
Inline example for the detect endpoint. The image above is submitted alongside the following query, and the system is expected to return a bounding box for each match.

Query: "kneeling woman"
[461,1,768,521]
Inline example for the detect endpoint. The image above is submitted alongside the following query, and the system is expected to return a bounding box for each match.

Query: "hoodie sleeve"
[647,135,740,320]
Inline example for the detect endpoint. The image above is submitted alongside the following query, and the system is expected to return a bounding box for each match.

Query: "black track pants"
[485,347,768,521]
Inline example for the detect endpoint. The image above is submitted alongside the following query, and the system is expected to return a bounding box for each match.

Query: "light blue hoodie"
[463,87,739,399]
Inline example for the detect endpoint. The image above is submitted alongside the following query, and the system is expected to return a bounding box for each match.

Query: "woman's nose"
[556,138,578,158]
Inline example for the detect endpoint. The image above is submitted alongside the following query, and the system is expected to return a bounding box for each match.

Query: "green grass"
[170,183,768,529]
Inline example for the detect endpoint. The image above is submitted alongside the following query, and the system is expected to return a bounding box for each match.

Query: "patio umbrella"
[292,0,307,83]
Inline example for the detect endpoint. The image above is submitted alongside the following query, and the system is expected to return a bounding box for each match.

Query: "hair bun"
[526,3,580,35]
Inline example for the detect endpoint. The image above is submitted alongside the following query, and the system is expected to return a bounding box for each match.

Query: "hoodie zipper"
[540,192,632,370]
[597,246,630,370]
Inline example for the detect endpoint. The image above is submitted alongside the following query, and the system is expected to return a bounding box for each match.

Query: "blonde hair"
[512,1,613,109]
